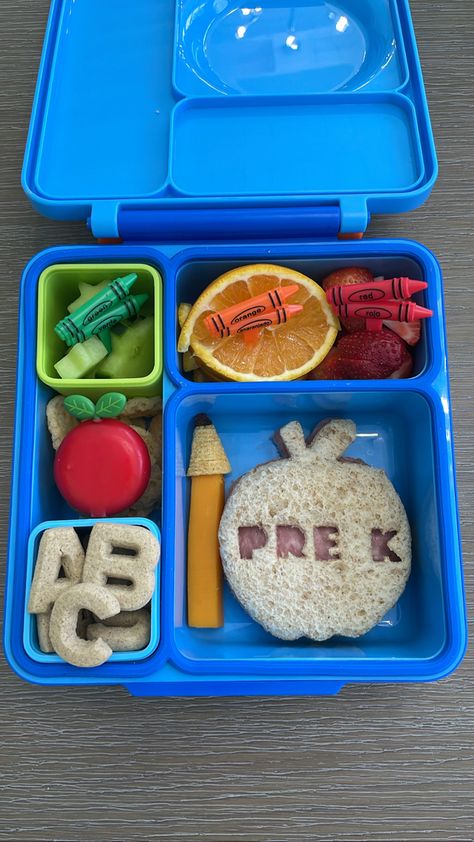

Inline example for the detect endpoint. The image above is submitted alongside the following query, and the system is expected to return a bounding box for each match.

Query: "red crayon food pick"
[322,266,375,332]
[53,394,151,516]
[336,301,432,322]
[326,277,427,306]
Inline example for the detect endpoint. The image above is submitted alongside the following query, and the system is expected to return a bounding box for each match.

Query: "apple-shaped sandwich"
[54,393,151,517]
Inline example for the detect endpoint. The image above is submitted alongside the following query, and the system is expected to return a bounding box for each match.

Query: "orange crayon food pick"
[187,415,231,628]
[204,284,299,338]
[177,264,339,382]
[206,304,303,340]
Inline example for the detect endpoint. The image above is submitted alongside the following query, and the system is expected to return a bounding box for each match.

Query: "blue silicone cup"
[24,518,161,665]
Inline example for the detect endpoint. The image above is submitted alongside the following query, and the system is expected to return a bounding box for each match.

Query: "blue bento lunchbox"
[5,0,466,696]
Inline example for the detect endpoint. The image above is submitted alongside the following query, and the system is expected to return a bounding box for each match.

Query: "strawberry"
[305,349,339,380]
[389,354,413,379]
[340,316,366,334]
[335,329,412,379]
[321,266,375,292]
[383,319,422,346]
[308,329,413,380]
[331,356,388,379]
[322,267,375,333]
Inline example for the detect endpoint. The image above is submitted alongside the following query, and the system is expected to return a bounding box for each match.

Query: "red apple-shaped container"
[54,394,151,517]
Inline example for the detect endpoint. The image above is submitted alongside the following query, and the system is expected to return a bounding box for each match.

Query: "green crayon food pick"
[98,329,112,353]
[56,293,148,347]
[86,293,148,335]
[54,273,137,346]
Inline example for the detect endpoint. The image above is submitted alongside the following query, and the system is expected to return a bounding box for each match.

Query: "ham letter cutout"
[371,529,401,563]
[276,526,306,558]
[313,526,340,560]
[238,526,268,560]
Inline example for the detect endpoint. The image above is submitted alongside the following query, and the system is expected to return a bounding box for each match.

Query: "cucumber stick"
[96,316,154,378]
[54,335,108,379]
[67,280,109,313]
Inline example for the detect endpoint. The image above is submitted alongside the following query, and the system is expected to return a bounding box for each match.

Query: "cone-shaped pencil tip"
[188,416,231,476]
[194,413,212,427]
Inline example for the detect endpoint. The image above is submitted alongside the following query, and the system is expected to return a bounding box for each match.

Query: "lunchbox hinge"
[88,203,370,242]
[338,197,369,236]
[90,202,120,239]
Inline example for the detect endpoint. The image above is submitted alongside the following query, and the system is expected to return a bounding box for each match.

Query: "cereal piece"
[193,368,207,383]
[118,414,162,516]
[28,528,85,614]
[119,396,162,418]
[148,413,162,448]
[46,395,79,450]
[187,416,231,476]
[83,523,160,611]
[183,351,199,373]
[49,583,120,668]
[36,612,53,653]
[124,417,147,430]
[123,462,162,517]
[87,608,151,651]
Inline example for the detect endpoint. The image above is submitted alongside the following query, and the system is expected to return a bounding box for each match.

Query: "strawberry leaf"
[64,395,96,421]
[95,392,127,419]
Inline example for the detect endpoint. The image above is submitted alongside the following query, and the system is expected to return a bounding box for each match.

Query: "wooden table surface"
[0,2,472,840]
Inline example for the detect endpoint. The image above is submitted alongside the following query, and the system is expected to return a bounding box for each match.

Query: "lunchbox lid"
[22,0,437,238]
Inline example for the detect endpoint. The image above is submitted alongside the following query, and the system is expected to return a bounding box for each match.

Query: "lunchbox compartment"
[28,379,163,524]
[24,518,161,665]
[172,250,435,382]
[6,510,165,685]
[174,0,407,97]
[29,0,176,201]
[166,386,461,677]
[169,93,424,197]
[36,262,163,398]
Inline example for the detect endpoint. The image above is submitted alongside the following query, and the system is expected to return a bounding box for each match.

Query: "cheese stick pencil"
[187,414,231,627]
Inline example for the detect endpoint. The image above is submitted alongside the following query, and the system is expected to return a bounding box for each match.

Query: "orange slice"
[177,264,339,382]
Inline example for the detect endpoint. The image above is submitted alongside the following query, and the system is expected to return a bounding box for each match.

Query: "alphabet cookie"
[83,523,159,611]
[218,419,411,641]
[28,527,85,614]
[87,609,151,652]
[49,583,120,668]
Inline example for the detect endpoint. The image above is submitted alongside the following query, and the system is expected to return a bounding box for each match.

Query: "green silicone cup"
[37,263,162,399]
